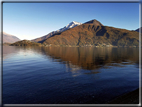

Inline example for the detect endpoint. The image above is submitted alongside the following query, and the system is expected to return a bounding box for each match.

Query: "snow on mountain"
[65,21,82,30]
[32,21,82,43]
[55,21,82,34]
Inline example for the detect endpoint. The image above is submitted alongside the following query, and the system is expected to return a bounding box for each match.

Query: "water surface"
[3,46,139,104]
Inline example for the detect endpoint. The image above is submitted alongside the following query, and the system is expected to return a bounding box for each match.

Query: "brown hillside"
[31,31,57,43]
[43,19,140,47]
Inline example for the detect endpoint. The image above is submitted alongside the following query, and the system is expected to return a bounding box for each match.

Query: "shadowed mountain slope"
[135,27,142,32]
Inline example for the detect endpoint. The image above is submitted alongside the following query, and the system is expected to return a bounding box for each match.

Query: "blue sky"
[3,2,139,40]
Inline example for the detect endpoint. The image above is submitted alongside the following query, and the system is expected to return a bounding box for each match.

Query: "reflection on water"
[3,46,139,104]
[4,46,139,76]
[39,46,139,69]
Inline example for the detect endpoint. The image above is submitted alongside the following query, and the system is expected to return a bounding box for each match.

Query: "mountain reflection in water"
[42,47,138,68]
[3,46,139,73]
[3,46,139,104]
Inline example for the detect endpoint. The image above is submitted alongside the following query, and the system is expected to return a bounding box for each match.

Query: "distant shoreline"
[43,45,139,48]
[3,43,139,48]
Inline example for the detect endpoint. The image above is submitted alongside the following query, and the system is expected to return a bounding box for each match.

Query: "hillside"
[10,40,42,46]
[32,21,82,43]
[43,19,140,47]
[3,32,20,43]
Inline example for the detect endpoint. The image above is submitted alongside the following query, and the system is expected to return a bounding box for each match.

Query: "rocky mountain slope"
[43,19,139,47]
[32,21,82,43]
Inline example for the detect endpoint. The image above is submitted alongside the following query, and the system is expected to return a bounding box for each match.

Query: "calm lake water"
[3,46,139,104]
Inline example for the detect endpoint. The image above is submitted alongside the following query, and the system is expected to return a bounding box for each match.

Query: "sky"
[3,2,140,40]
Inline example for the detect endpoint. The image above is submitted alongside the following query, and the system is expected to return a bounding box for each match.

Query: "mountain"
[2,32,20,43]
[32,21,82,43]
[43,19,140,47]
[135,27,142,32]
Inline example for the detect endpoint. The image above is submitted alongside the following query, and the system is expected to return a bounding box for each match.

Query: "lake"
[3,46,139,104]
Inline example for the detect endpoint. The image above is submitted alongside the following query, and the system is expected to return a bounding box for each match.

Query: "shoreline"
[4,44,139,48]
[106,88,140,104]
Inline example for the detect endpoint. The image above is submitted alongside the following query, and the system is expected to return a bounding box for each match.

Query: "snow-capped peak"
[66,21,82,29]
[72,21,82,25]
[55,21,82,33]
[35,21,82,40]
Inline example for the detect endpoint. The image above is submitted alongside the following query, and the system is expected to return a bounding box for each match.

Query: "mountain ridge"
[84,19,103,26]
[42,19,140,47]
[32,21,82,43]
[11,19,140,47]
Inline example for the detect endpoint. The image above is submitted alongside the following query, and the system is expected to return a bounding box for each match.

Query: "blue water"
[3,46,139,104]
